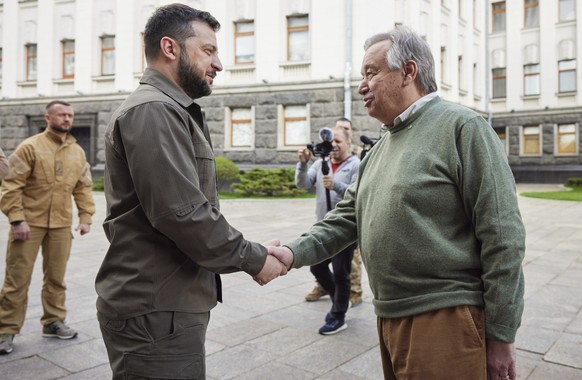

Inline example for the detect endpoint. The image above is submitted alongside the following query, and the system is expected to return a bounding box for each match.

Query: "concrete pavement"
[0,184,581,379]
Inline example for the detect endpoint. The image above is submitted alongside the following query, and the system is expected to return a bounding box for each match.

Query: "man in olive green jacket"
[96,5,285,379]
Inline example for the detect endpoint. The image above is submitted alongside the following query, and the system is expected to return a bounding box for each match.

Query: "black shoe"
[319,317,347,335]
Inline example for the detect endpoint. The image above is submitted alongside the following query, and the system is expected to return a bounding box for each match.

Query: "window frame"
[492,67,507,98]
[524,0,540,29]
[25,43,37,81]
[558,0,575,22]
[234,20,255,65]
[520,125,543,156]
[228,107,254,149]
[62,39,75,79]
[278,104,310,149]
[558,59,577,93]
[100,35,116,76]
[287,14,309,62]
[554,123,578,155]
[492,1,506,33]
[523,63,540,96]
[494,126,509,155]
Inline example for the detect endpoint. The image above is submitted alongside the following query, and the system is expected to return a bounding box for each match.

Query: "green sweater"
[288,97,525,342]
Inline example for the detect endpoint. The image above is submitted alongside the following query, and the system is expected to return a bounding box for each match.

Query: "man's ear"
[403,60,418,86]
[159,36,179,61]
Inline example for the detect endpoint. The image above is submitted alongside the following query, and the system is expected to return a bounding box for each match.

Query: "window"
[556,124,577,154]
[492,2,506,32]
[440,47,447,84]
[229,108,253,148]
[101,35,115,76]
[62,40,75,78]
[559,59,576,93]
[492,68,506,98]
[522,125,542,155]
[524,64,540,96]
[287,15,309,61]
[559,0,575,22]
[26,44,37,81]
[234,21,254,64]
[494,127,508,154]
[458,55,464,90]
[284,105,309,146]
[524,0,539,28]
[0,48,3,81]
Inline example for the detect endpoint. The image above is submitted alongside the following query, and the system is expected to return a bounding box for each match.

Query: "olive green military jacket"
[96,68,267,319]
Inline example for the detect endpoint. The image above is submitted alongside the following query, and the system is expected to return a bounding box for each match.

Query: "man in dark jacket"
[96,5,286,379]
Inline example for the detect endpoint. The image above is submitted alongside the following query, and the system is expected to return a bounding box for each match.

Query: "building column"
[74,0,93,95]
[115,0,135,92]
[36,0,55,97]
[1,1,19,98]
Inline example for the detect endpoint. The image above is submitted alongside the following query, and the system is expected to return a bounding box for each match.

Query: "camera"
[307,127,334,158]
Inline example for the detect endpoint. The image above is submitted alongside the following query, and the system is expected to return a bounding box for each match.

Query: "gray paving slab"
[0,184,580,379]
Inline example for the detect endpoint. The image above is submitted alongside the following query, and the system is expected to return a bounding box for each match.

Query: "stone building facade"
[0,0,580,183]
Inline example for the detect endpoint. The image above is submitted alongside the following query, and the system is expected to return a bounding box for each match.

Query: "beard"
[178,51,212,99]
[49,123,72,133]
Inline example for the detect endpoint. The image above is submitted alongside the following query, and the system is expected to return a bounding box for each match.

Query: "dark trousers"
[310,243,356,321]
[98,310,209,380]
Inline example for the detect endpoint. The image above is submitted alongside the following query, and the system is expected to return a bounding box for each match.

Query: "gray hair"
[364,25,437,94]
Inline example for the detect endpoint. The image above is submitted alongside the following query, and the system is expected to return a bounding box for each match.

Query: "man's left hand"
[486,339,516,380]
[76,223,91,236]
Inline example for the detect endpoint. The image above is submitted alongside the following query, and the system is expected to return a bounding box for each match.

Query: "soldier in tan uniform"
[0,100,95,355]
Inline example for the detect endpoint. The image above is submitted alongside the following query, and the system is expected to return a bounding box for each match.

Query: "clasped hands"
[253,239,294,286]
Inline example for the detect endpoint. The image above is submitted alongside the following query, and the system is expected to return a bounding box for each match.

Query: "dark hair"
[364,25,437,94]
[144,3,220,61]
[46,100,71,111]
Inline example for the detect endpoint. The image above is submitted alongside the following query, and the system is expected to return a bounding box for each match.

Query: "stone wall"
[1,89,580,183]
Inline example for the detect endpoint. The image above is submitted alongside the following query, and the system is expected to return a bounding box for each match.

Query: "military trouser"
[98,311,210,380]
[0,226,72,333]
[350,246,362,295]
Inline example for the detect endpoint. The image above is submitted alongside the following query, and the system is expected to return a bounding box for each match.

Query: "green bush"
[232,167,307,197]
[215,156,240,191]
[565,177,582,187]
[93,176,104,191]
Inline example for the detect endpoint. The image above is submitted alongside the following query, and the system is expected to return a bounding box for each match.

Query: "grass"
[520,186,582,202]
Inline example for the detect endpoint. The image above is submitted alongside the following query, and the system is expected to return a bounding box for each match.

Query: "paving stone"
[0,356,70,379]
[544,332,582,369]
[39,338,110,373]
[0,188,581,378]
[515,325,562,354]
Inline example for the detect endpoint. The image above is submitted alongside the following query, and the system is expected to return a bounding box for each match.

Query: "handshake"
[253,239,294,286]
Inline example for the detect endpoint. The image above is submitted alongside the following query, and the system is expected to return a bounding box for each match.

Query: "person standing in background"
[0,100,95,355]
[0,148,9,179]
[295,125,360,334]
[304,117,364,308]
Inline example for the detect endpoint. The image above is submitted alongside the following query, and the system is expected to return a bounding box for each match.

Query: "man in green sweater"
[269,26,524,380]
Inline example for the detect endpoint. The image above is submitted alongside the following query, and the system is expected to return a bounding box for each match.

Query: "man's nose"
[358,80,368,95]
[212,56,223,72]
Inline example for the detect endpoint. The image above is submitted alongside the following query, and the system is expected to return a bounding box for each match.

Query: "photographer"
[295,125,360,334]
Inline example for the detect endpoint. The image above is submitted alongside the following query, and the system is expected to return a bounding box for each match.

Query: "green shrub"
[565,177,582,187]
[232,167,307,197]
[215,156,240,191]
[93,176,104,191]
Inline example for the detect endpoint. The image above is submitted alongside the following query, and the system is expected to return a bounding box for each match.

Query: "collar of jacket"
[43,128,77,146]
[140,68,198,110]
